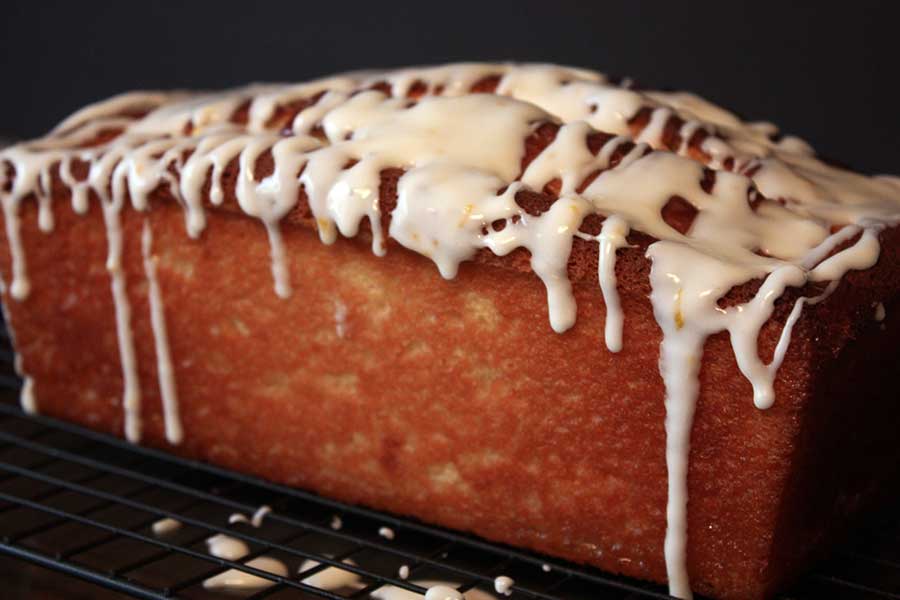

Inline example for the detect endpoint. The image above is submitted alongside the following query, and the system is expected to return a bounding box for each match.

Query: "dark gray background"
[2,1,897,173]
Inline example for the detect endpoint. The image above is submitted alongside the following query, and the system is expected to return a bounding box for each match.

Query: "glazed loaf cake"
[1,63,899,600]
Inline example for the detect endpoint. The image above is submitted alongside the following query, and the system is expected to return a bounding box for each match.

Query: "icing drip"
[2,63,899,599]
[264,220,291,298]
[1,192,29,300]
[103,200,141,443]
[0,301,35,413]
[656,326,702,600]
[141,221,182,444]
[378,526,395,540]
[19,375,36,414]
[584,214,630,352]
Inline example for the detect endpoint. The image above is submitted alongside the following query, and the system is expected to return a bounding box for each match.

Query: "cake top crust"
[2,63,899,599]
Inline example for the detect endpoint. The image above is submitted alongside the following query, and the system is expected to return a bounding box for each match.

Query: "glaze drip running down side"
[1,63,899,599]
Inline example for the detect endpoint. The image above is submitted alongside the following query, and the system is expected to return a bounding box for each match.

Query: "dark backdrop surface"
[1,1,897,174]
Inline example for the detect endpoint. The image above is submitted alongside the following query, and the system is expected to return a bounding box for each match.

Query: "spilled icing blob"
[372,581,493,600]
[1,63,899,599]
[202,556,288,591]
[493,576,514,596]
[151,517,181,536]
[378,526,395,540]
[202,532,286,592]
[425,586,466,600]
[205,533,250,561]
[298,558,364,591]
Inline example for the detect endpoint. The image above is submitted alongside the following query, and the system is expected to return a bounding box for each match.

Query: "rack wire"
[0,323,899,599]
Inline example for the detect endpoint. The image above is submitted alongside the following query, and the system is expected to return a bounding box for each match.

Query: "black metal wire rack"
[0,322,899,600]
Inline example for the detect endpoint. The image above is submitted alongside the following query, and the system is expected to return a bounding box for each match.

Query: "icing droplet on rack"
[494,575,514,596]
[229,505,272,527]
[299,558,363,591]
[372,582,498,600]
[206,533,250,561]
[425,585,466,600]
[378,526,395,540]
[151,517,181,536]
[202,556,288,591]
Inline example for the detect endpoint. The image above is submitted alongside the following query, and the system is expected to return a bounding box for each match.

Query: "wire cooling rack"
[0,326,899,599]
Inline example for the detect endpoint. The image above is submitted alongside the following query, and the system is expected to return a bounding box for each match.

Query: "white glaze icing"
[205,533,250,561]
[2,63,898,599]
[541,564,551,573]
[398,564,410,579]
[202,556,288,591]
[299,558,363,591]
[151,517,181,536]
[141,221,182,445]
[330,515,343,531]
[378,526,395,540]
[493,575,514,596]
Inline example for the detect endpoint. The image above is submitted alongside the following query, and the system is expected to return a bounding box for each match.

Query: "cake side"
[3,193,897,599]
[767,225,900,593]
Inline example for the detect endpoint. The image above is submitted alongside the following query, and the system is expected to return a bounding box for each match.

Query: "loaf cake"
[1,63,898,600]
